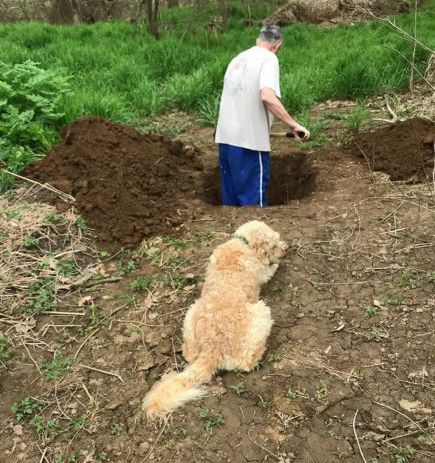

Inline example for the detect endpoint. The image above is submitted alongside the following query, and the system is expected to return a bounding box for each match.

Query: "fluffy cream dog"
[142,220,287,418]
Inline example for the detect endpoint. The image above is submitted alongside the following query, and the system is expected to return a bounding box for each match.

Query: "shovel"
[270,130,306,139]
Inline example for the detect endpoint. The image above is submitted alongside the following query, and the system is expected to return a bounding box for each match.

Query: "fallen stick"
[78,364,123,383]
[1,169,75,203]
[73,304,127,360]
[58,275,122,291]
[353,409,368,463]
[373,401,435,445]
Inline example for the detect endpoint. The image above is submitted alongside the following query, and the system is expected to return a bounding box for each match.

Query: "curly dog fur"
[142,220,287,418]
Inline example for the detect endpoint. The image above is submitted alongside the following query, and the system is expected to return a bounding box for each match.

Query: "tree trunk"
[49,0,74,24]
[218,0,228,31]
[145,0,161,39]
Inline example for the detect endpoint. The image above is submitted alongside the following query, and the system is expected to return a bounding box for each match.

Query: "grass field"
[1,8,434,122]
[0,5,434,190]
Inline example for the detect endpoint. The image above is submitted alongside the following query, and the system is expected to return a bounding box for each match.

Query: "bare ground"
[0,108,434,463]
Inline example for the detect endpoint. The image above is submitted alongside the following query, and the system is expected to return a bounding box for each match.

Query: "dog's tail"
[142,352,217,419]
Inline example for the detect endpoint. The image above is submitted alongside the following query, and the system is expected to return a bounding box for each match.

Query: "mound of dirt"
[266,0,409,26]
[204,151,316,206]
[24,117,204,249]
[348,118,435,182]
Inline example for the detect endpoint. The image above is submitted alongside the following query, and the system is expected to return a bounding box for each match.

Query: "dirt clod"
[348,117,435,181]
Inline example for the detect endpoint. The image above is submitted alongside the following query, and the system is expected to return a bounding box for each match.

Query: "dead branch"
[1,169,75,203]
[353,409,368,463]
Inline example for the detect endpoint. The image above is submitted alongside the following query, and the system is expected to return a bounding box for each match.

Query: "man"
[215,24,310,207]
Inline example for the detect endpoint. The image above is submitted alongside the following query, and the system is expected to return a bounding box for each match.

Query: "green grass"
[0,6,434,190]
[21,277,55,314]
[0,10,433,122]
[11,396,45,421]
[0,336,14,362]
[40,351,72,380]
[199,408,224,429]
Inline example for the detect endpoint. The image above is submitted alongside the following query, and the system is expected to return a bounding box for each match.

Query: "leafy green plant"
[23,236,39,249]
[81,304,103,333]
[167,256,192,268]
[199,408,224,429]
[44,212,65,226]
[70,416,86,431]
[11,396,44,421]
[163,272,191,291]
[398,269,419,289]
[394,445,416,463]
[259,397,276,409]
[30,414,62,438]
[266,353,282,363]
[74,217,89,233]
[286,387,309,399]
[95,451,109,462]
[0,60,70,191]
[110,423,124,436]
[0,336,14,362]
[193,231,215,244]
[230,380,247,395]
[366,306,380,317]
[58,259,78,278]
[4,205,31,220]
[164,237,189,250]
[40,351,72,380]
[380,293,404,306]
[21,277,55,313]
[116,259,136,276]
[67,452,82,463]
[315,383,329,401]
[130,276,154,291]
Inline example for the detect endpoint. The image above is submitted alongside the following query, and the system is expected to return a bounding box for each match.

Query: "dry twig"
[247,426,279,460]
[73,304,127,360]
[353,409,368,463]
[1,169,75,203]
[373,401,435,445]
[78,364,124,383]
[143,413,173,461]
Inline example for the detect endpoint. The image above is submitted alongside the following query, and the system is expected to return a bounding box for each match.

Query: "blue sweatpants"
[218,144,270,207]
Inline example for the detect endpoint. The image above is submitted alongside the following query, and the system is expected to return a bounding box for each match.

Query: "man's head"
[257,24,283,54]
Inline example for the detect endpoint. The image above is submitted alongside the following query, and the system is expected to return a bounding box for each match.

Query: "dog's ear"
[250,239,271,265]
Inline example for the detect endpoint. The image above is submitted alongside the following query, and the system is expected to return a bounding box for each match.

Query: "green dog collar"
[234,234,250,246]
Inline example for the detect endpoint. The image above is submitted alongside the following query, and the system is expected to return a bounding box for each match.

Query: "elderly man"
[215,24,310,207]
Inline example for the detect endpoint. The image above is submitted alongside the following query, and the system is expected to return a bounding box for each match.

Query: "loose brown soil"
[24,117,316,250]
[24,117,205,250]
[2,114,434,463]
[348,118,435,182]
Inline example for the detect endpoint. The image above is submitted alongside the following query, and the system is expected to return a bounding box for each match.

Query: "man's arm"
[261,88,310,140]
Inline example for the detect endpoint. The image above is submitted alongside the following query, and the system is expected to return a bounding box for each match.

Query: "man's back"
[215,46,280,152]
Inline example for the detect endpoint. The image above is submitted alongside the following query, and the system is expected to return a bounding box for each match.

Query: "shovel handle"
[270,130,306,139]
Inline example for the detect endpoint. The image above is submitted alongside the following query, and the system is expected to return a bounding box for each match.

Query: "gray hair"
[259,25,282,43]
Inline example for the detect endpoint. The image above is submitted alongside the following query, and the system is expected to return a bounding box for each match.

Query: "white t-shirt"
[215,46,281,152]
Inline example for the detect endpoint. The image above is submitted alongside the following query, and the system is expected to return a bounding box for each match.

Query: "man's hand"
[292,124,310,140]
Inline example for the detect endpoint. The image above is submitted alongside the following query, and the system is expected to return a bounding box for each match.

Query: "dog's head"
[234,220,287,264]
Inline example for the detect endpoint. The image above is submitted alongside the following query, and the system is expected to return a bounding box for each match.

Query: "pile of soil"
[24,117,204,249]
[348,118,435,182]
[204,151,316,206]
